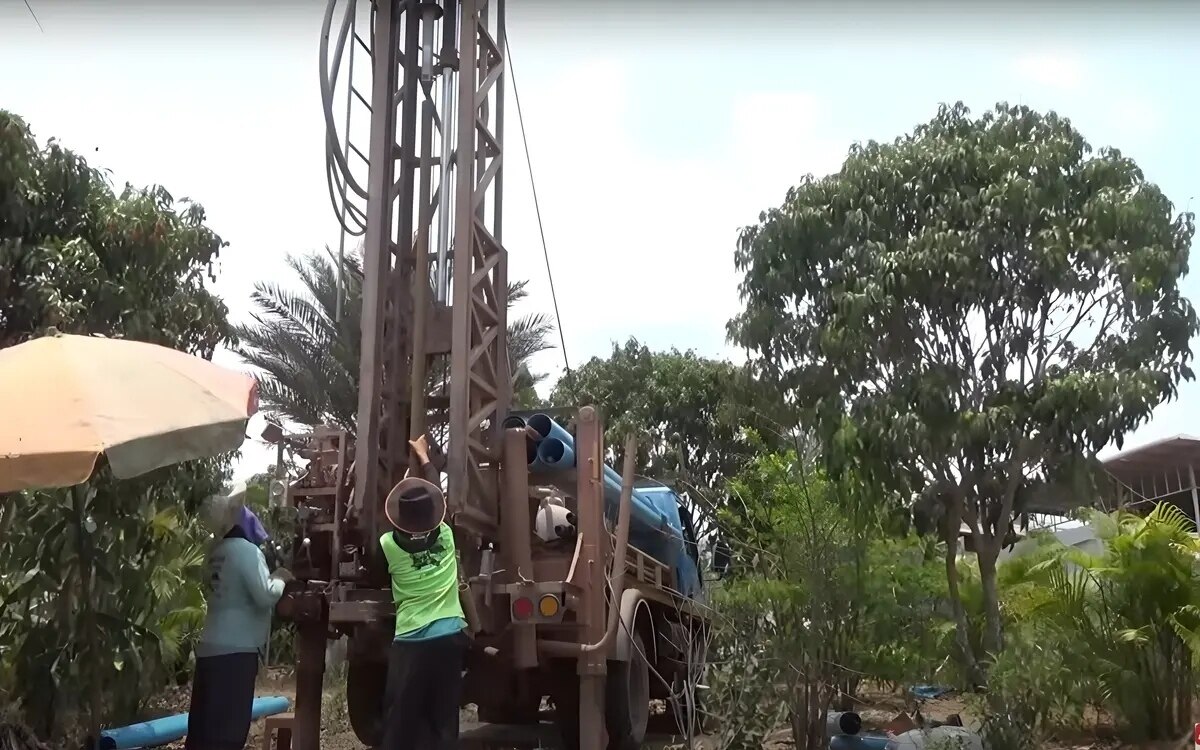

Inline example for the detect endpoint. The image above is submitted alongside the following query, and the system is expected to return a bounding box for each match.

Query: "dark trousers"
[185,651,260,750]
[383,631,469,750]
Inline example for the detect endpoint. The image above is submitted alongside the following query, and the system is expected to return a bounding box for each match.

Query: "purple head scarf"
[235,506,270,547]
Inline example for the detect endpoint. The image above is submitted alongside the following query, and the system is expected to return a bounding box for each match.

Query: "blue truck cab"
[624,479,705,602]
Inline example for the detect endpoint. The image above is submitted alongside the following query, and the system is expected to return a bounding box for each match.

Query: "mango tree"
[728,102,1197,680]
[0,110,231,741]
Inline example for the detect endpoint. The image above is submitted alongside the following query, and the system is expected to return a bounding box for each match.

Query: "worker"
[379,435,469,750]
[187,482,292,750]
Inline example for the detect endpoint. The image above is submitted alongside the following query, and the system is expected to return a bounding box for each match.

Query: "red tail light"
[512,596,534,620]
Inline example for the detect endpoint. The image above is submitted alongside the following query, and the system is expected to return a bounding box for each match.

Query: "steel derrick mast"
[285,1,510,748]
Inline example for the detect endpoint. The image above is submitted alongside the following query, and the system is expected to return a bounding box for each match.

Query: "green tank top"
[378,523,465,638]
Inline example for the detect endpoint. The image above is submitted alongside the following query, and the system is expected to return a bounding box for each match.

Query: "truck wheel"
[605,630,651,750]
[347,658,387,747]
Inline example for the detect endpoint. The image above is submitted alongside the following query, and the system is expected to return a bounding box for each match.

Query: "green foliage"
[235,248,556,431]
[729,100,1198,661]
[0,110,233,741]
[719,450,952,747]
[0,466,220,742]
[704,588,788,750]
[551,338,791,496]
[1004,504,1200,740]
[969,630,1089,750]
[0,112,229,354]
[856,534,955,689]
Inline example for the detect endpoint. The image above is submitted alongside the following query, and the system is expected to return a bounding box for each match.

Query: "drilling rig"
[271,1,711,748]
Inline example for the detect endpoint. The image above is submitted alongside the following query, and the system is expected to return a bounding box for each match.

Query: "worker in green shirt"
[379,434,468,750]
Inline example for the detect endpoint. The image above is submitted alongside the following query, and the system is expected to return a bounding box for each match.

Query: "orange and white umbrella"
[0,332,258,493]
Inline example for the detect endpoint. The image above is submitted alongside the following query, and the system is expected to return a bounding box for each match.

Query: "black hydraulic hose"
[320,0,369,202]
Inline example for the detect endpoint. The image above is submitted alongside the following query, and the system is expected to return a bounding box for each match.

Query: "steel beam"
[354,0,404,540]
[575,407,609,750]
[448,0,509,535]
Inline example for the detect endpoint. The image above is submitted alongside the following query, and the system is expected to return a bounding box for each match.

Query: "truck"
[268,1,712,748]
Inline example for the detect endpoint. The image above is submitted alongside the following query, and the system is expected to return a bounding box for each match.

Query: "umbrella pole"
[72,482,102,746]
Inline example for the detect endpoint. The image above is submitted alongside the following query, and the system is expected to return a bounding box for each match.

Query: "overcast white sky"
[1,0,1197,478]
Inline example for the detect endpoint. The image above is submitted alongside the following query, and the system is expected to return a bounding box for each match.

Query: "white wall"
[998,523,1103,565]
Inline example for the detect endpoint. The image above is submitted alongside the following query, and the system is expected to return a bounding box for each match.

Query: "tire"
[605,630,651,750]
[551,630,652,750]
[347,658,387,747]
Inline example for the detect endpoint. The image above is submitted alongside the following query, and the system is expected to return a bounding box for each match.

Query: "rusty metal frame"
[355,0,464,550]
[574,407,610,750]
[448,0,509,536]
[354,0,406,546]
[290,2,650,748]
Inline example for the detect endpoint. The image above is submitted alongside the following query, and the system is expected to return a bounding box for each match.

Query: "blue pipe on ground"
[829,734,892,750]
[96,695,290,749]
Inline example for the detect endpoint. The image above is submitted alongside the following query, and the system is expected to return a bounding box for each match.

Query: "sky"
[1,0,1198,480]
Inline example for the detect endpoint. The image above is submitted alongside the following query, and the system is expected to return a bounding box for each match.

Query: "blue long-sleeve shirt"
[196,536,285,658]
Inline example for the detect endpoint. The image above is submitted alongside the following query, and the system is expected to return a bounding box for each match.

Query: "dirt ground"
[141,671,1182,750]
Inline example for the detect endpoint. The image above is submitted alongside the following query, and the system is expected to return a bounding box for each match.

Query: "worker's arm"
[239,543,287,608]
[409,435,441,485]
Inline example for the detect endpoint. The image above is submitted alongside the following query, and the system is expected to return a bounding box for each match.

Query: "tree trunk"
[790,680,828,750]
[977,543,1003,658]
[943,502,984,689]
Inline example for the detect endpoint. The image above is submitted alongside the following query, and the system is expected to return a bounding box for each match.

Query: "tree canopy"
[235,247,556,433]
[729,101,1197,662]
[551,338,791,498]
[0,113,229,354]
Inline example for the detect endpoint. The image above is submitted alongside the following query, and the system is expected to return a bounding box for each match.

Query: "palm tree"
[235,247,555,433]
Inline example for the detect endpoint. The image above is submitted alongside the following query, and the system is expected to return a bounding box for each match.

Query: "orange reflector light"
[512,596,534,620]
[538,594,560,618]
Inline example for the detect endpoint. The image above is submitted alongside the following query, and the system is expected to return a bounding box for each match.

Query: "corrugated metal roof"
[1101,434,1200,483]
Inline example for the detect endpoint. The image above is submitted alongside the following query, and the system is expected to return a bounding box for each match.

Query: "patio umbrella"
[0,332,259,493]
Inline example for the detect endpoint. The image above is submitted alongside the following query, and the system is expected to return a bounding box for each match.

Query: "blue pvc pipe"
[503,415,542,467]
[527,413,572,445]
[830,734,891,750]
[501,415,527,431]
[536,436,575,469]
[97,695,290,749]
[527,415,667,535]
[538,438,632,499]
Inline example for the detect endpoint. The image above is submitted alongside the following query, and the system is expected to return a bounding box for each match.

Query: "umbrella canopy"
[0,333,259,492]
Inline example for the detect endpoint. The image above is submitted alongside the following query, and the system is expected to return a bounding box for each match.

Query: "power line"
[504,34,573,387]
[22,0,43,32]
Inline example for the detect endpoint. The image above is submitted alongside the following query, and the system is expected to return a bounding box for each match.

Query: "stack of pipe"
[503,413,668,536]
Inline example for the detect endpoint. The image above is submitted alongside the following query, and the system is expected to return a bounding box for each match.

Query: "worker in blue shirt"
[187,483,291,750]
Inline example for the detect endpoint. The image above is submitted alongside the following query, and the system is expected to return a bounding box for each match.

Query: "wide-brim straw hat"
[200,480,248,535]
[384,476,447,535]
